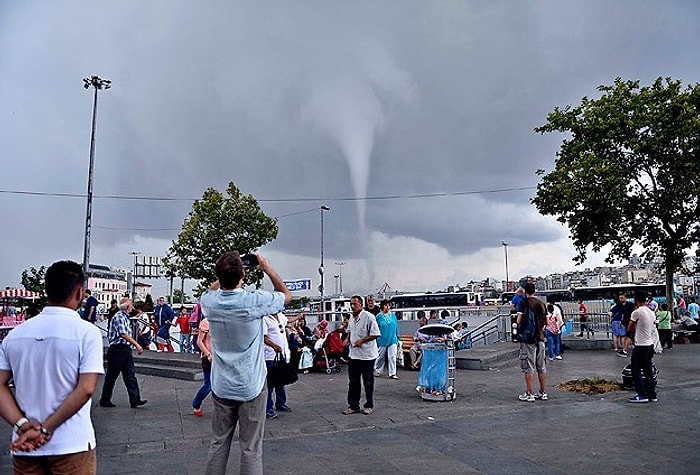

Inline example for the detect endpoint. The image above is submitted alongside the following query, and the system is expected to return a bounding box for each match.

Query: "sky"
[2,1,700,298]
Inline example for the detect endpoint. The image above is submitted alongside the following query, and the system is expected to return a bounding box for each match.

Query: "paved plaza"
[2,343,699,474]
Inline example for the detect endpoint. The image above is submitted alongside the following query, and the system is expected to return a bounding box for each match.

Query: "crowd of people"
[4,254,700,474]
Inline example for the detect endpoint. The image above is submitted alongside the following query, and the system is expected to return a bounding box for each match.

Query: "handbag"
[267,353,298,388]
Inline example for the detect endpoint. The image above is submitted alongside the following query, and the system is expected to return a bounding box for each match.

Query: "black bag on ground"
[621,363,658,389]
[267,353,298,388]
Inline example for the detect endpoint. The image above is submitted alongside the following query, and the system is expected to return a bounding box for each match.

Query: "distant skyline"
[2,1,699,298]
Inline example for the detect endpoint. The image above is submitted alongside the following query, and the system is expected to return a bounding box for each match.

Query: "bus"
[572,283,673,303]
[499,289,574,305]
[390,291,482,310]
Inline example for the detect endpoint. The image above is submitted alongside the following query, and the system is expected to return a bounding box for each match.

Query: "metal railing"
[465,313,511,346]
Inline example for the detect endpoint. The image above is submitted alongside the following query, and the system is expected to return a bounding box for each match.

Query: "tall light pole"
[335,261,346,294]
[130,251,140,301]
[82,75,111,279]
[502,241,509,292]
[333,274,340,294]
[319,205,330,319]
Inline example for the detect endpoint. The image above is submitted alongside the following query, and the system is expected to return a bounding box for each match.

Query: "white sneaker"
[518,392,535,402]
[535,392,548,401]
[555,355,563,360]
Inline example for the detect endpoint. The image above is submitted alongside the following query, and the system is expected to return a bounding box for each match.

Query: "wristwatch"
[13,417,30,434]
[40,425,51,437]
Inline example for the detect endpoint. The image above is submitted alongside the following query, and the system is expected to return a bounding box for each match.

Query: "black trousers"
[658,328,673,349]
[347,358,375,410]
[100,345,141,405]
[630,345,656,399]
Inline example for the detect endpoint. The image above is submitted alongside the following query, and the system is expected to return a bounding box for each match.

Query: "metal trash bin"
[416,323,456,402]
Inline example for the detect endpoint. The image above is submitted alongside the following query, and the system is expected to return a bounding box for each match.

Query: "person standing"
[609,293,630,353]
[516,283,548,402]
[544,304,563,360]
[263,312,293,419]
[656,303,673,350]
[98,298,147,409]
[627,290,658,403]
[677,295,687,317]
[106,299,119,323]
[192,315,212,417]
[83,289,99,324]
[687,297,700,322]
[409,316,430,369]
[176,306,192,353]
[364,294,380,316]
[510,288,526,314]
[200,251,291,475]
[373,299,400,379]
[0,260,104,473]
[154,296,175,352]
[342,295,381,415]
[618,294,636,357]
[576,299,592,338]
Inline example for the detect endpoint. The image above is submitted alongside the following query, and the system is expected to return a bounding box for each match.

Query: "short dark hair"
[351,295,364,306]
[45,260,85,304]
[547,303,554,313]
[215,251,245,289]
[440,310,450,318]
[661,303,669,311]
[417,310,425,319]
[634,290,648,304]
[524,282,536,295]
[85,289,92,295]
[380,299,390,307]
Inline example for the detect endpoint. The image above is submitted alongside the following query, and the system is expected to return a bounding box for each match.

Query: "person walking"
[200,251,292,475]
[627,290,658,403]
[98,297,147,409]
[192,315,212,417]
[342,295,381,415]
[154,296,175,352]
[0,260,104,474]
[373,299,401,379]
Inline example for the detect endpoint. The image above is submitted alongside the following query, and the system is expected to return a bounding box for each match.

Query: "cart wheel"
[445,393,452,401]
[334,367,342,373]
[326,368,333,374]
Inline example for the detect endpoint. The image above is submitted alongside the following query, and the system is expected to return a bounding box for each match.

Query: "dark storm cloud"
[1,0,700,287]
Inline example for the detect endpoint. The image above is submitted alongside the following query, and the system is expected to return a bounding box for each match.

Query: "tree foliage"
[20,266,48,307]
[534,77,700,301]
[165,182,279,288]
[172,289,190,304]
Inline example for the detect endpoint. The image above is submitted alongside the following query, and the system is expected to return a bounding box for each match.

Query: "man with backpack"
[515,283,548,402]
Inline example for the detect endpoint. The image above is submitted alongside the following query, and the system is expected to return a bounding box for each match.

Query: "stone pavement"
[2,343,699,474]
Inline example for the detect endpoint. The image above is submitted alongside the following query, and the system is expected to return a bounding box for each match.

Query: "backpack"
[516,298,538,344]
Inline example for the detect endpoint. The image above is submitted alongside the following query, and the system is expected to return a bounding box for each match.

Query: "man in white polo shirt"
[0,260,104,474]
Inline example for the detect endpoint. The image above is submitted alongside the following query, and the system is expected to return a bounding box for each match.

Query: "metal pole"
[131,251,139,301]
[502,241,509,292]
[335,261,345,294]
[319,205,330,319]
[82,86,99,279]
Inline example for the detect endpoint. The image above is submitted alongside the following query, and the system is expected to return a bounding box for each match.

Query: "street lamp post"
[502,241,509,292]
[81,75,111,279]
[130,251,140,301]
[335,261,346,295]
[319,205,330,319]
[333,274,340,294]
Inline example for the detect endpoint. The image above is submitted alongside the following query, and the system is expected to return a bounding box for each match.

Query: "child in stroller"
[313,329,345,374]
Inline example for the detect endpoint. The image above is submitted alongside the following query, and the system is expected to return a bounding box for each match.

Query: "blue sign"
[284,279,312,292]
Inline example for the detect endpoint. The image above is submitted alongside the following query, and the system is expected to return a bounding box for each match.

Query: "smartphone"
[241,253,259,267]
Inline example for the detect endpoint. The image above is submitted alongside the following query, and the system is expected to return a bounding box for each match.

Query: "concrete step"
[135,352,203,370]
[134,362,203,381]
[456,343,519,370]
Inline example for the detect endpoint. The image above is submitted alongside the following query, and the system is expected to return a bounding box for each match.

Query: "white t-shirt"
[263,313,290,362]
[348,310,381,360]
[631,305,656,346]
[0,306,104,456]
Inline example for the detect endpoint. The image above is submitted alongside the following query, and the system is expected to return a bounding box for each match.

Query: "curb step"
[134,363,203,381]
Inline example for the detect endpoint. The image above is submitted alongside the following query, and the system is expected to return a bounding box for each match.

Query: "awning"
[0,289,41,299]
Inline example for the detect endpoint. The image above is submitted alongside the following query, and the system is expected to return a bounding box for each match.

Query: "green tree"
[20,266,48,307]
[172,289,190,304]
[533,77,700,303]
[165,182,279,288]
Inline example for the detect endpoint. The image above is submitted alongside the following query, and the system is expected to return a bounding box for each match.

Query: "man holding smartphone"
[200,251,292,475]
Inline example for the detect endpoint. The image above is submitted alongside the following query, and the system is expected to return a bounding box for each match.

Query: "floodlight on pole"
[81,75,111,279]
[335,261,346,294]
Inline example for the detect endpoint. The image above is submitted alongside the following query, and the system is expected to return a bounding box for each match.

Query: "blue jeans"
[192,363,211,410]
[265,360,287,414]
[545,330,561,358]
[179,333,192,353]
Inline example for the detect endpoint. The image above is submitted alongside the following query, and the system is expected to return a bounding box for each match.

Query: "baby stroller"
[313,331,344,374]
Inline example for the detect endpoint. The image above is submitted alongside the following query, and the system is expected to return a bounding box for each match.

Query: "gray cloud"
[1,1,699,291]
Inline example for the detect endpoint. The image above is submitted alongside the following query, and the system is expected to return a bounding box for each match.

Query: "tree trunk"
[665,261,675,309]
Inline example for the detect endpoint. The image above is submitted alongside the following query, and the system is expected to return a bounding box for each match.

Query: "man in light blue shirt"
[687,297,700,321]
[200,251,291,475]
